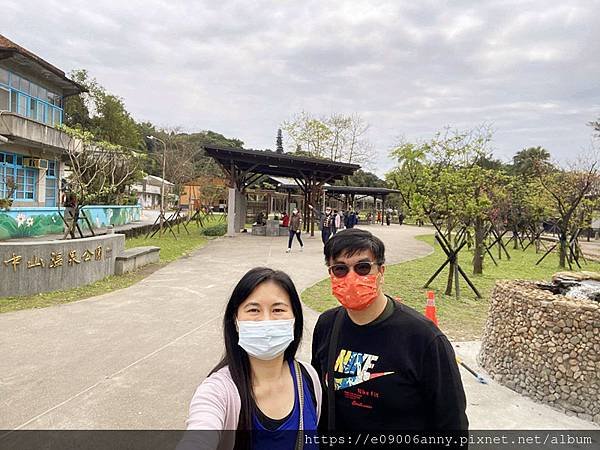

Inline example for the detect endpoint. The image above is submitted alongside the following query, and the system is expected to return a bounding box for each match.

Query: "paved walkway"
[0,225,596,430]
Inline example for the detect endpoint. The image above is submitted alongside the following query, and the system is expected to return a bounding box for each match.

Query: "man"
[346,209,358,229]
[311,229,468,432]
[62,190,78,239]
[309,204,335,243]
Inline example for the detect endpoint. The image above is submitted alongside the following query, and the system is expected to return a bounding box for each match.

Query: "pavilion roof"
[202,146,359,184]
[324,186,400,195]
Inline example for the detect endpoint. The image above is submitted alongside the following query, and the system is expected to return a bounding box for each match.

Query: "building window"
[0,68,8,85]
[0,161,11,199]
[36,100,45,122]
[45,160,57,206]
[9,73,19,89]
[0,87,8,111]
[17,93,27,117]
[0,151,37,202]
[29,97,38,118]
[10,91,17,113]
[0,69,63,126]
[45,104,54,126]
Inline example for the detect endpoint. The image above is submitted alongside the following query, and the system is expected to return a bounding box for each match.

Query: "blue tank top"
[252,360,318,449]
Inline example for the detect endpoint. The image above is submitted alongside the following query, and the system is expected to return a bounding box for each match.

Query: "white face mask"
[237,319,295,360]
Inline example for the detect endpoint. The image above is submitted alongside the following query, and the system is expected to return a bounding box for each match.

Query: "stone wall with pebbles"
[478,280,600,424]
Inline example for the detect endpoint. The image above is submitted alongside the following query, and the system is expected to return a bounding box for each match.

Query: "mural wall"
[0,206,141,240]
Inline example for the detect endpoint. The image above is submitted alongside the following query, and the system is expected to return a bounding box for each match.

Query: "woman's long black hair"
[209,267,304,446]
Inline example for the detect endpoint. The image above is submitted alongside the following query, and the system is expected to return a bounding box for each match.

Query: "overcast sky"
[4,0,600,175]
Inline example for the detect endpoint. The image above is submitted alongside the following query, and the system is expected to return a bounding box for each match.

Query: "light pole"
[147,135,167,235]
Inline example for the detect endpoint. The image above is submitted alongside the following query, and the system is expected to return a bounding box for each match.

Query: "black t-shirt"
[311,297,468,431]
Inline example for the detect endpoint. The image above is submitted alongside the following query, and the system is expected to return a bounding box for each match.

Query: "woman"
[184,268,321,450]
[286,208,303,253]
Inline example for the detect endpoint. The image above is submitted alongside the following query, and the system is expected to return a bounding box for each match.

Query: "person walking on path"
[311,229,468,433]
[345,210,358,229]
[62,191,78,239]
[334,210,344,235]
[286,208,304,253]
[183,267,321,450]
[309,204,335,244]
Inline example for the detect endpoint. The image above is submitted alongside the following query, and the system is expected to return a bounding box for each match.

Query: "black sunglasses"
[328,261,381,278]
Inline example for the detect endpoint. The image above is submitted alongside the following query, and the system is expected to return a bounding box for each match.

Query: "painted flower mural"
[0,206,141,240]
[15,213,26,227]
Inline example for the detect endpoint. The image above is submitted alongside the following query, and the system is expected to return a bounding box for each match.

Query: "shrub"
[203,223,227,236]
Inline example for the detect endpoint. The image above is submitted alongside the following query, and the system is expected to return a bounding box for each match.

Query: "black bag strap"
[327,308,345,431]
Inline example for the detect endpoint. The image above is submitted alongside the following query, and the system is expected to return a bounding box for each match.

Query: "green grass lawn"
[301,235,600,341]
[0,216,223,314]
[125,215,222,262]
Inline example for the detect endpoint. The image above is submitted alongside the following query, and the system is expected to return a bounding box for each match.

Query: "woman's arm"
[180,374,239,450]
[186,377,229,429]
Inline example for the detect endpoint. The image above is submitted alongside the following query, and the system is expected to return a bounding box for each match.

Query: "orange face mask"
[330,271,381,310]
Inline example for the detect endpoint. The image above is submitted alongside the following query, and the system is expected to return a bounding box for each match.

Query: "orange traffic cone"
[424,290,438,326]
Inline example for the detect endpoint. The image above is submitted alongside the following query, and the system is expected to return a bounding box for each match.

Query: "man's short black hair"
[324,229,385,264]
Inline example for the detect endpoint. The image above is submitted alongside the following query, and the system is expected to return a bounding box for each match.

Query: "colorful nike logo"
[335,371,394,390]
[333,349,394,390]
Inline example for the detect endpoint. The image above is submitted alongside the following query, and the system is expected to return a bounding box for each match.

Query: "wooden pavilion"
[202,146,359,236]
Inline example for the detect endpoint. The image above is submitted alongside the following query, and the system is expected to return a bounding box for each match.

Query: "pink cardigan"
[181,360,322,450]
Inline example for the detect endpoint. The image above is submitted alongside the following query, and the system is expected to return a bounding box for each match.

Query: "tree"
[386,140,427,214]
[58,126,142,206]
[64,69,143,149]
[385,125,497,295]
[342,169,387,188]
[281,112,373,164]
[589,117,600,137]
[511,146,553,177]
[534,158,599,268]
[276,129,283,153]
[0,177,15,210]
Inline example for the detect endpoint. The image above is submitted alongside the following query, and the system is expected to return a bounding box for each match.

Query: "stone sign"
[0,234,125,297]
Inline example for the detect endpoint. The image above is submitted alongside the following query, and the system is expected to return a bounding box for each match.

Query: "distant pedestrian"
[62,191,78,239]
[386,211,391,226]
[332,209,339,235]
[255,211,266,226]
[398,211,405,225]
[336,210,344,234]
[281,211,290,228]
[309,204,335,243]
[286,208,304,253]
[346,210,358,229]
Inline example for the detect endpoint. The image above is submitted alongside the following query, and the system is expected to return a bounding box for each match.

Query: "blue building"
[0,33,82,209]
[0,35,142,241]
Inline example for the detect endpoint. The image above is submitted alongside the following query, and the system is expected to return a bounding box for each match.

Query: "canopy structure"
[203,146,359,236]
[324,186,401,225]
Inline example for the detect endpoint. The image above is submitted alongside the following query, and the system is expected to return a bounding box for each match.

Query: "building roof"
[0,34,84,96]
[146,174,174,186]
[324,186,400,196]
[203,146,359,184]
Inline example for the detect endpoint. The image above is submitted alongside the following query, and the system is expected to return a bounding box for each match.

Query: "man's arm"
[309,204,324,220]
[420,336,469,431]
